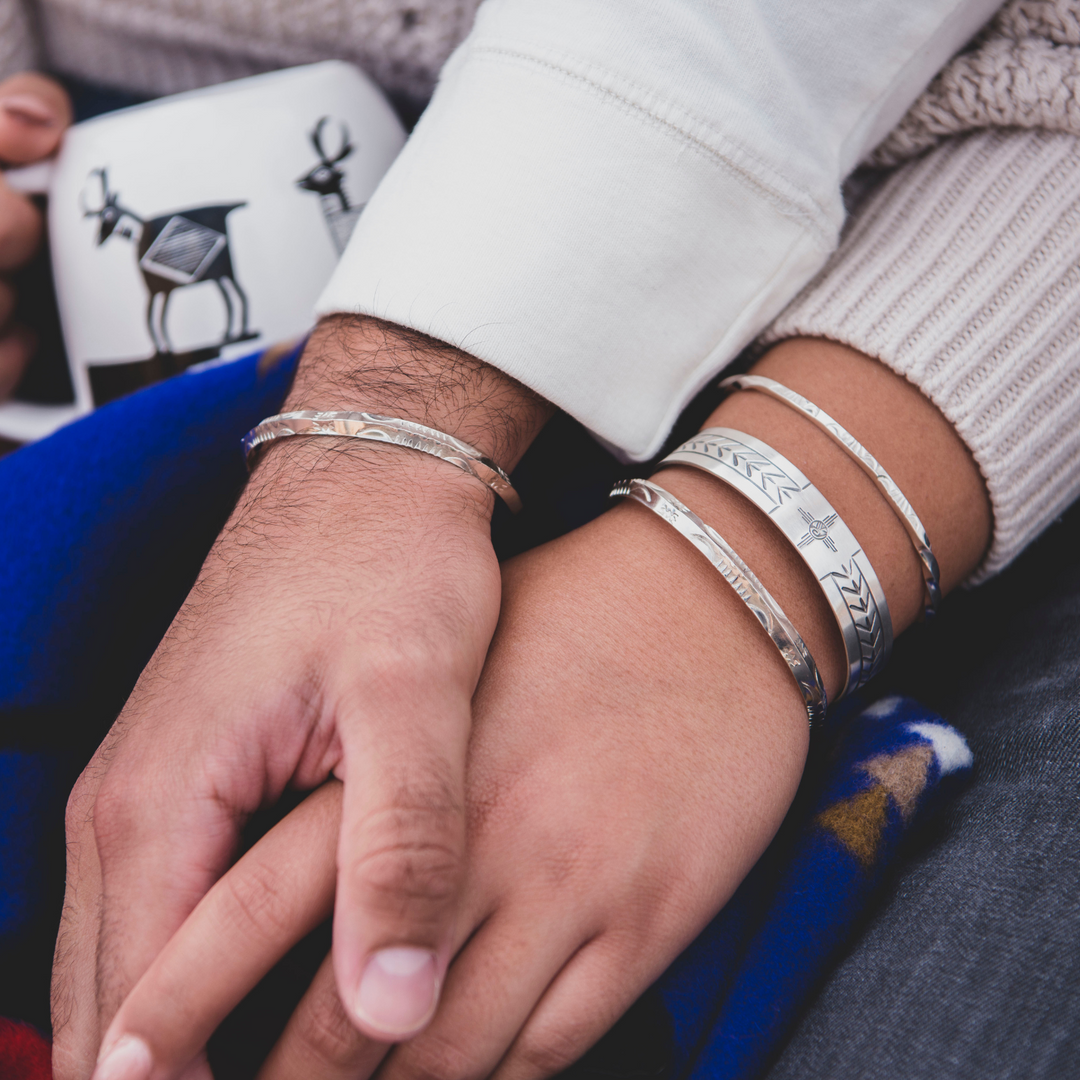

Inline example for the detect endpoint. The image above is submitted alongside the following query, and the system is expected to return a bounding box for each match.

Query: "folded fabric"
[0,342,303,1030]
[0,349,973,1077]
[656,695,973,1080]
[0,1018,50,1080]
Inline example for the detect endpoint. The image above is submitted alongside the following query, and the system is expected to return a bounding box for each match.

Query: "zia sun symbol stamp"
[796,507,839,552]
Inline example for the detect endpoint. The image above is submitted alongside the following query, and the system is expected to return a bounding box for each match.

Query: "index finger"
[92,782,343,1080]
[0,72,72,164]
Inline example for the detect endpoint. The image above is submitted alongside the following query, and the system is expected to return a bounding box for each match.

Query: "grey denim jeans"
[765,502,1080,1079]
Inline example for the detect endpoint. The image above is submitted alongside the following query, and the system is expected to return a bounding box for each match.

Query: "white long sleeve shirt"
[316,0,1001,459]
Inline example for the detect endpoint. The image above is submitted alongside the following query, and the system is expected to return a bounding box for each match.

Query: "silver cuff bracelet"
[661,428,892,697]
[720,373,940,620]
[242,410,522,512]
[612,478,826,726]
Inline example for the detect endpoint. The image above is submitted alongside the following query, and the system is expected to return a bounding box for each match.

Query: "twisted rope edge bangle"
[611,478,826,727]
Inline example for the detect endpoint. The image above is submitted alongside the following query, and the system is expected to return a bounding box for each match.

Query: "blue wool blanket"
[0,347,973,1078]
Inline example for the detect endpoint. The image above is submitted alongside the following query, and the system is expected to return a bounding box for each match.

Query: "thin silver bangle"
[720,373,940,620]
[611,479,825,726]
[242,410,522,512]
[661,429,892,698]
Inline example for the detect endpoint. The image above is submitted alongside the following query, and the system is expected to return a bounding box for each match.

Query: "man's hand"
[0,72,72,398]
[52,316,550,1080]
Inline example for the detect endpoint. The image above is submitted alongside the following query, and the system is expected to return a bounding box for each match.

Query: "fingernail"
[0,93,58,127]
[355,947,439,1037]
[92,1034,152,1080]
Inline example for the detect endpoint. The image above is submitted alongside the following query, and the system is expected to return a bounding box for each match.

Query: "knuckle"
[513,1025,585,1077]
[89,778,138,855]
[535,833,591,894]
[350,833,460,916]
[63,775,95,841]
[292,994,366,1070]
[398,1033,476,1080]
[0,192,40,265]
[349,803,462,917]
[359,644,447,686]
[218,856,297,942]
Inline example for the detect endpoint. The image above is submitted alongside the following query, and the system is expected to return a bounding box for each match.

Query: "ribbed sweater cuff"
[763,129,1080,585]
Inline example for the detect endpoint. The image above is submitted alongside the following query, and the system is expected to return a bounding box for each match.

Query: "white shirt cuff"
[317,40,832,460]
[317,0,999,461]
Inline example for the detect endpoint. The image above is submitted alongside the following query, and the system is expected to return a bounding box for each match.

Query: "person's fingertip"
[0,92,60,128]
[0,74,73,162]
[354,947,440,1039]
[91,1034,152,1080]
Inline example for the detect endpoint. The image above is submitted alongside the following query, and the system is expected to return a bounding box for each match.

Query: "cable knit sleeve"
[763,129,1080,583]
[0,0,38,79]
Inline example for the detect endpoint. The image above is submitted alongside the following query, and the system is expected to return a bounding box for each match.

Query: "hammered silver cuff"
[612,478,826,726]
[720,374,940,620]
[661,428,892,697]
[242,410,522,512]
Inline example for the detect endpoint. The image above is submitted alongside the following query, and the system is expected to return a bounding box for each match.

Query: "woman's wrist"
[654,337,991,703]
[538,494,814,756]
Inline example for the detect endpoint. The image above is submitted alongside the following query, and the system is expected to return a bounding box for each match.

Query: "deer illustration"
[81,168,255,357]
[297,117,364,254]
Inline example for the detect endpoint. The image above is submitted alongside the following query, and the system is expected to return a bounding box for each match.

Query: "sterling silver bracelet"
[612,478,826,726]
[242,410,522,512]
[720,374,940,619]
[661,429,892,697]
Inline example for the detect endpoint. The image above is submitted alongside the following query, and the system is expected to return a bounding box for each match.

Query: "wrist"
[562,497,812,755]
[238,434,503,542]
[649,464,850,703]
[655,338,991,702]
[283,315,553,472]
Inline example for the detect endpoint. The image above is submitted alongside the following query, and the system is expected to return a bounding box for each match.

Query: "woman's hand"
[0,72,72,398]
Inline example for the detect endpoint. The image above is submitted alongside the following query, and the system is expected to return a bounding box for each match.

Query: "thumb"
[333,681,471,1042]
[0,72,72,164]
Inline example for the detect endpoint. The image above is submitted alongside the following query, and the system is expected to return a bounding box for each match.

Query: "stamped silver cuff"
[242,410,522,512]
[611,478,825,726]
[661,428,893,697]
[720,374,940,620]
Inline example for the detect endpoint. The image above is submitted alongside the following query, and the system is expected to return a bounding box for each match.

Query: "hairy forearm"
[227,315,556,568]
[284,315,554,473]
[58,318,558,1074]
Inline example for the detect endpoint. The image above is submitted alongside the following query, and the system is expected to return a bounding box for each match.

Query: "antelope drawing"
[81,168,255,357]
[297,117,364,255]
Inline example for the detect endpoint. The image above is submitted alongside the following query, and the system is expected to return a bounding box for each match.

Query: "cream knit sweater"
[766,0,1080,580]
[1,0,1078,580]
[0,0,481,108]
